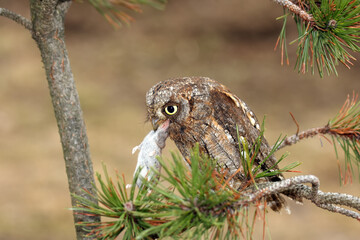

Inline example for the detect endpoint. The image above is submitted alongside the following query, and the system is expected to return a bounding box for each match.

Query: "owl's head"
[146,77,226,131]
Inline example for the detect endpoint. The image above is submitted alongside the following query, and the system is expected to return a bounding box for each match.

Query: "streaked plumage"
[146,77,286,211]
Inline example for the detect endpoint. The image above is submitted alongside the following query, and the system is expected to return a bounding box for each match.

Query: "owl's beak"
[151,118,160,131]
[151,118,169,131]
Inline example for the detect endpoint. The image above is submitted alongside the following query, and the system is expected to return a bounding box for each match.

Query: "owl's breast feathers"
[146,77,288,211]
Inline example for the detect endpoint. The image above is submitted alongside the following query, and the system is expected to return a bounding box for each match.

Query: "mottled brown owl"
[146,77,286,211]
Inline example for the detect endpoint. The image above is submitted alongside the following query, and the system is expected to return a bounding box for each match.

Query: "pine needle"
[274,0,360,76]
[82,0,167,27]
[73,145,286,239]
[328,93,360,184]
[72,119,303,239]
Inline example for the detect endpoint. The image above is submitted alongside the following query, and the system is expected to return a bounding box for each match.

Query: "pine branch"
[81,0,167,27]
[73,149,360,239]
[73,114,359,238]
[276,126,329,150]
[273,0,314,22]
[250,175,360,220]
[329,93,360,183]
[276,93,360,184]
[0,8,32,31]
[73,147,271,239]
[273,0,360,76]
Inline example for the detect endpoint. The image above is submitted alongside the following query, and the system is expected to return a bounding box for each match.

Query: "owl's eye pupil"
[165,105,178,115]
[167,106,175,113]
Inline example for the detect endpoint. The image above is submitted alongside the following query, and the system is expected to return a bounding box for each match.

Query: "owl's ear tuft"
[209,89,240,110]
[222,91,241,108]
[216,90,260,130]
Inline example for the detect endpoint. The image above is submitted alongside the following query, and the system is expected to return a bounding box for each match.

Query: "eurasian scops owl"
[146,77,286,211]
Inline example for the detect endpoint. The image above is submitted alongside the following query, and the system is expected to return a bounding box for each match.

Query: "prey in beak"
[151,117,170,131]
[131,119,170,188]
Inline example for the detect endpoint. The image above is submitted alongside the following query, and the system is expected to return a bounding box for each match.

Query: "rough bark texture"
[29,0,100,239]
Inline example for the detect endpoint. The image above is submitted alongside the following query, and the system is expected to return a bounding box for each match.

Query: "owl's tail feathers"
[267,190,305,213]
[266,193,288,213]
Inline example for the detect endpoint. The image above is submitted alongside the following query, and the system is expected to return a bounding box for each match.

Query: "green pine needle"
[328,93,360,184]
[73,149,262,239]
[275,11,290,66]
[73,120,300,239]
[81,0,167,27]
[277,0,360,77]
[237,118,301,182]
[72,164,156,239]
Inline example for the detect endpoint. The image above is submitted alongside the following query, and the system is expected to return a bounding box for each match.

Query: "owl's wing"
[209,88,281,174]
[208,88,289,211]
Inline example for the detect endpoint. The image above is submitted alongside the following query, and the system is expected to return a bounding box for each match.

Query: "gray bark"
[28,0,100,239]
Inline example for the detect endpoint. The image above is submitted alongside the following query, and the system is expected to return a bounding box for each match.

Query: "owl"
[146,77,286,211]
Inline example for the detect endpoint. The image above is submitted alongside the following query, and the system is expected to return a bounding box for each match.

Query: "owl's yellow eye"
[164,105,178,115]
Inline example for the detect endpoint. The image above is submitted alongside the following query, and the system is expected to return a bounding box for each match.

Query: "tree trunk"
[29,1,100,239]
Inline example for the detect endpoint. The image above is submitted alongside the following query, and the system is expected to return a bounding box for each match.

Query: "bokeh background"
[0,0,359,239]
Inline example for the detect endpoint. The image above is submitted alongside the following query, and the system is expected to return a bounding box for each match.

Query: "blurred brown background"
[0,0,359,239]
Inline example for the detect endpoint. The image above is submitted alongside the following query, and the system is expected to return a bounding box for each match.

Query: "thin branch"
[276,126,330,150]
[272,0,314,22]
[245,175,319,203]
[317,203,360,220]
[289,112,300,135]
[0,8,32,31]
[243,175,360,220]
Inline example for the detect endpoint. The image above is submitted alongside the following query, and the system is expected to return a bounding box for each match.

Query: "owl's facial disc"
[146,78,196,131]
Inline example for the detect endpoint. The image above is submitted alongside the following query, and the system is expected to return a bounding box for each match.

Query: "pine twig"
[245,175,360,220]
[0,8,32,31]
[276,93,360,183]
[328,93,360,183]
[276,126,330,150]
[273,0,360,76]
[328,93,360,139]
[74,114,359,238]
[85,0,166,27]
[74,142,359,239]
[272,0,314,22]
